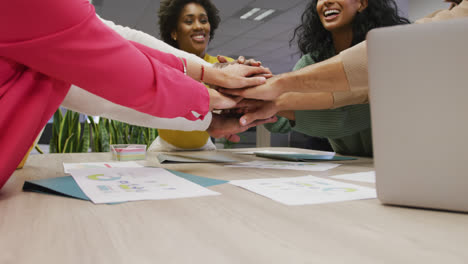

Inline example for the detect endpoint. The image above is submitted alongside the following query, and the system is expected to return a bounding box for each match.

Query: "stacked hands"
[205,56,282,143]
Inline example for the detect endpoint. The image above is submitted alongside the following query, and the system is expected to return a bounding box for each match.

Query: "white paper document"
[234,150,335,156]
[235,150,302,155]
[70,168,220,204]
[225,161,340,172]
[230,176,376,206]
[331,171,376,183]
[63,161,143,173]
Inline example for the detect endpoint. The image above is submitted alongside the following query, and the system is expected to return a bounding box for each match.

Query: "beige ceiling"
[95,0,409,74]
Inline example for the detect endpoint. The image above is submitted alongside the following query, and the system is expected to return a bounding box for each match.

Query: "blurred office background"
[92,0,450,74]
[37,0,454,151]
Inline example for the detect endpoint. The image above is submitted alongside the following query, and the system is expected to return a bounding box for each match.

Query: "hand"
[216,64,272,88]
[214,56,272,78]
[237,56,263,67]
[207,113,278,142]
[186,59,270,89]
[235,99,280,126]
[208,89,242,111]
[218,55,263,67]
[218,75,284,101]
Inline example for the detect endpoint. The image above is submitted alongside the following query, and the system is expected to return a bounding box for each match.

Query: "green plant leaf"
[35,145,44,154]
[142,128,148,145]
[124,125,130,144]
[62,133,74,153]
[99,121,110,152]
[130,126,139,144]
[73,113,81,152]
[79,121,90,153]
[57,110,72,153]
[111,121,123,144]
[50,109,64,153]
[114,122,124,144]
[53,109,63,136]
[108,119,116,145]
[88,116,100,152]
[49,124,57,153]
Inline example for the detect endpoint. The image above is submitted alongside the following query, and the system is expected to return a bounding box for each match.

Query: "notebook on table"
[254,152,356,162]
[157,152,236,164]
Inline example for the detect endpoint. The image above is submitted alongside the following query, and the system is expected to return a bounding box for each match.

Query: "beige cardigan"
[334,0,468,108]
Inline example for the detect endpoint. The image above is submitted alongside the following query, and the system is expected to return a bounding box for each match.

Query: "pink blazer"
[0,0,209,189]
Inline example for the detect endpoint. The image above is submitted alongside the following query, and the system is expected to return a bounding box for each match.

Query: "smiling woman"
[152,0,235,151]
[254,0,410,157]
[158,0,220,58]
[171,2,212,58]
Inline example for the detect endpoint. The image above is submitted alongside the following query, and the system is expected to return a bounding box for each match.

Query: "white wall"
[395,0,409,18]
[408,0,452,21]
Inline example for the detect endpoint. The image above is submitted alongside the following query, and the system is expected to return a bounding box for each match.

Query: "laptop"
[368,18,468,212]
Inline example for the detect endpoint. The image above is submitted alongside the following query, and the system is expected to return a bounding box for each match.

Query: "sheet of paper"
[63,161,143,173]
[254,152,356,162]
[225,161,340,172]
[70,168,220,204]
[22,170,227,203]
[331,171,376,183]
[234,150,335,156]
[235,150,302,155]
[157,152,236,163]
[230,176,376,206]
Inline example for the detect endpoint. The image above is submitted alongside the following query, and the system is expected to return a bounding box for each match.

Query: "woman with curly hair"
[158,0,220,60]
[294,0,409,61]
[239,0,410,157]
[222,0,467,156]
[151,0,237,151]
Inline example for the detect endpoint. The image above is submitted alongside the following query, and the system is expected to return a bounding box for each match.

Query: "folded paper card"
[23,176,89,200]
[157,152,236,164]
[23,169,228,202]
[254,152,356,162]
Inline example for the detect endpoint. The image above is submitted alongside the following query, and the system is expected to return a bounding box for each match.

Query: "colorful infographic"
[70,167,219,204]
[230,176,376,206]
[87,174,122,181]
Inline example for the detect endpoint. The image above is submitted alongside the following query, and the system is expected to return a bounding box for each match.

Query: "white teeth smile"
[192,34,205,41]
[324,9,340,17]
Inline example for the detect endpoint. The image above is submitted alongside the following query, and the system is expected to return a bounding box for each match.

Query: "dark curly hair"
[292,0,411,62]
[158,0,221,48]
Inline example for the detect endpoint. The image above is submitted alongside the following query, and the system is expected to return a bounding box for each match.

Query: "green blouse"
[265,54,373,157]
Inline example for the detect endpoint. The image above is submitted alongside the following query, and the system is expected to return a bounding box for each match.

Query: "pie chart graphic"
[87,174,122,181]
[322,187,357,192]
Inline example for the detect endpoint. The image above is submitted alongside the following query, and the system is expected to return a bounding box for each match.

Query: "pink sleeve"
[129,41,184,70]
[0,0,209,121]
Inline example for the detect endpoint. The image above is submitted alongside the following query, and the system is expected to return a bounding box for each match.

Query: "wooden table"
[1,148,467,264]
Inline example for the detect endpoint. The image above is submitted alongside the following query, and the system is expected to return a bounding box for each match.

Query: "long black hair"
[158,0,221,48]
[292,0,410,62]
